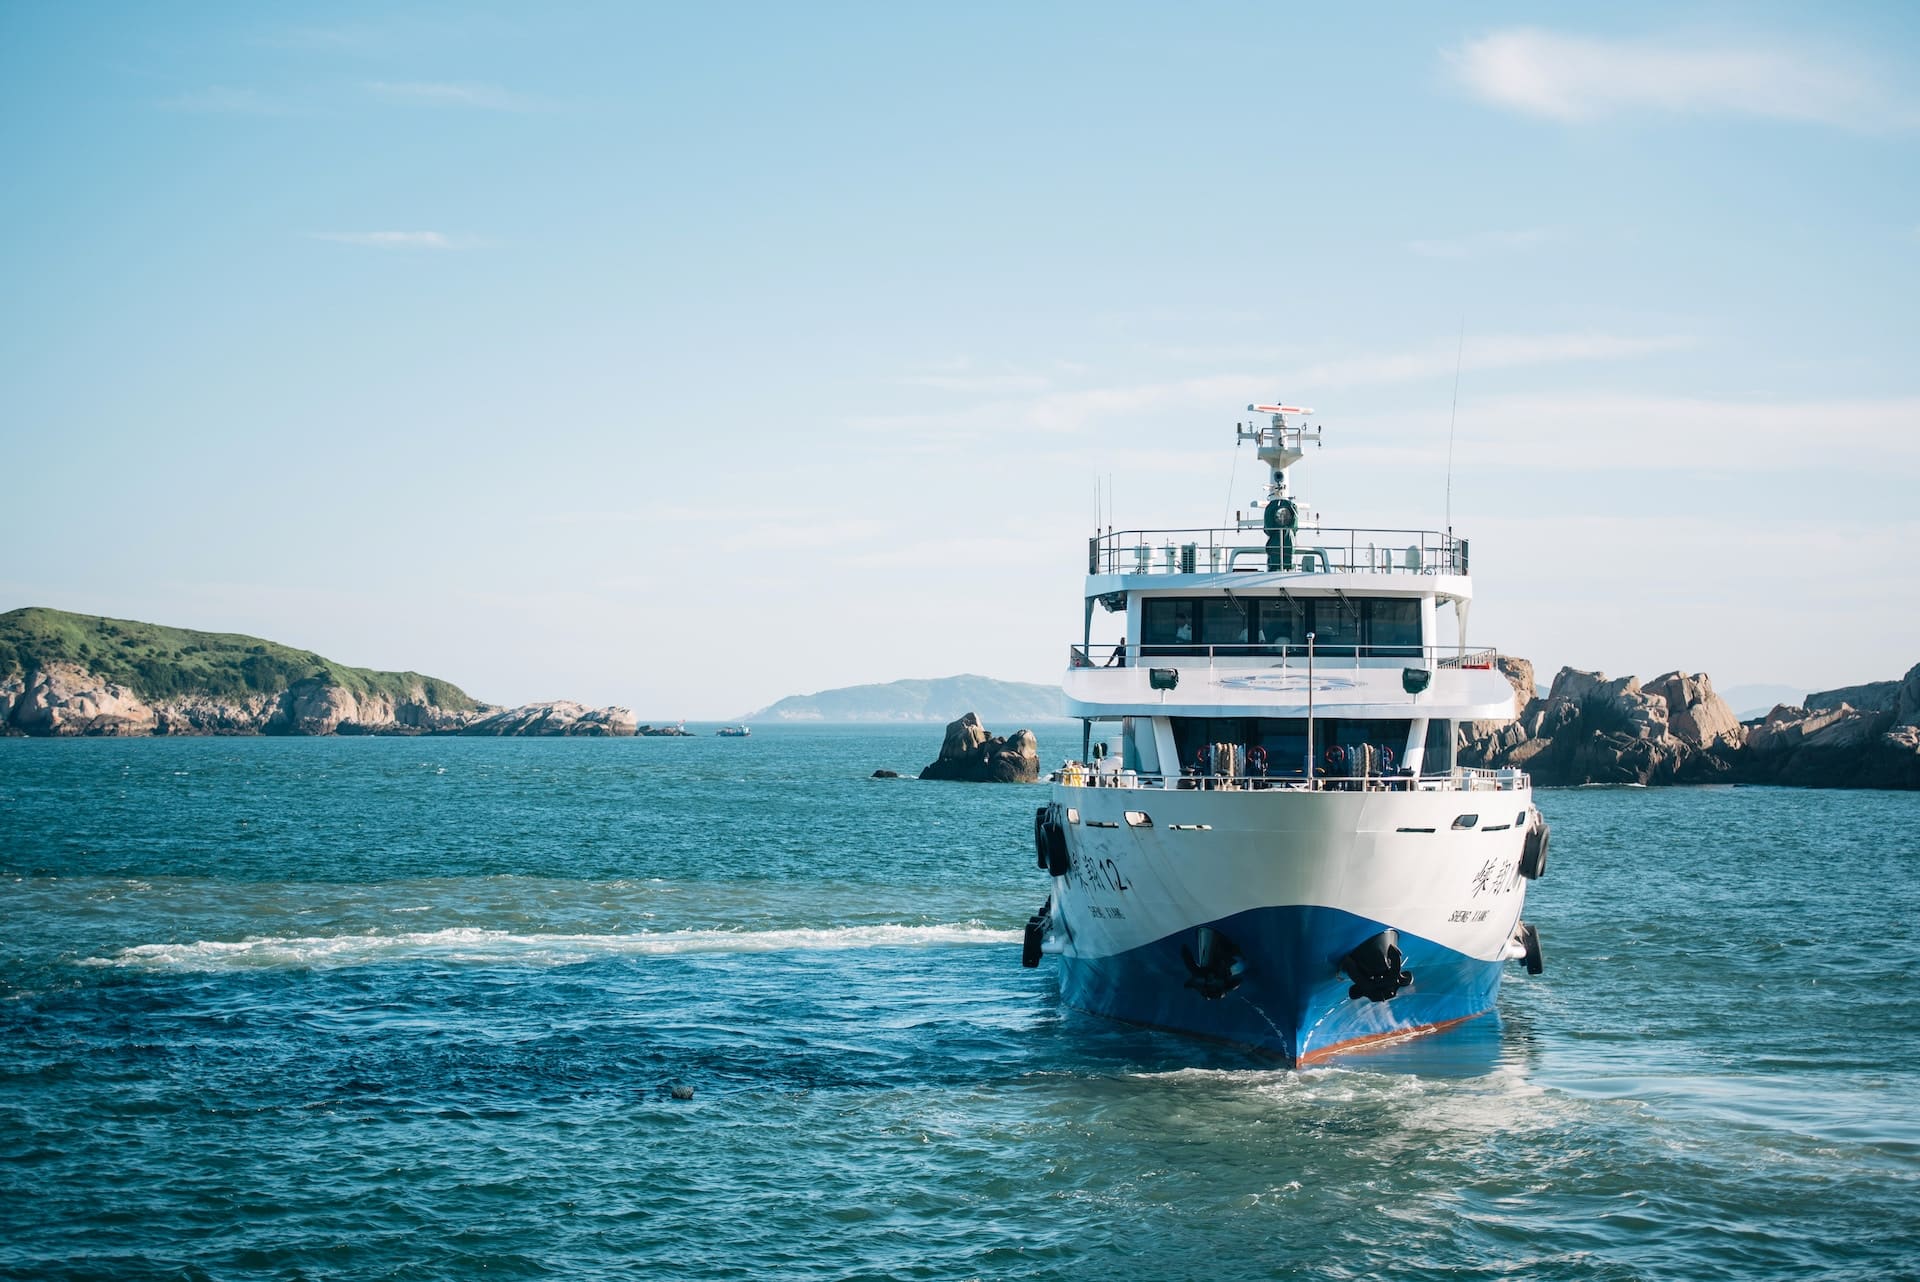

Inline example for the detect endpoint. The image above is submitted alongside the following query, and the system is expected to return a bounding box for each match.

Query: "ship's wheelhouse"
[1137,593,1424,660]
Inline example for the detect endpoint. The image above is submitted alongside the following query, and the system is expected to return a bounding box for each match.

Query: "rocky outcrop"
[2,663,159,736]
[0,663,636,738]
[1462,659,1920,790]
[1649,671,1747,751]
[1734,672,1920,788]
[919,712,1041,783]
[459,702,638,737]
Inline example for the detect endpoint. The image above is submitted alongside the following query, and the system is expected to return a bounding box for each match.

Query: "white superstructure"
[1021,404,1549,1065]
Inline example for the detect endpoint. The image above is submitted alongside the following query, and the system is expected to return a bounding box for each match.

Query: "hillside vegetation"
[749,674,1065,723]
[0,608,479,709]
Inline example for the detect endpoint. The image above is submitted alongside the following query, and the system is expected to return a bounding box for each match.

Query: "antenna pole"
[1445,321,1463,535]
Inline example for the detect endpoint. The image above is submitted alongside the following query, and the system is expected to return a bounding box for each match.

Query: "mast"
[1236,404,1320,572]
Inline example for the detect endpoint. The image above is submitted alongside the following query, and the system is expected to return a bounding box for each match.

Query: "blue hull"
[1058,905,1505,1065]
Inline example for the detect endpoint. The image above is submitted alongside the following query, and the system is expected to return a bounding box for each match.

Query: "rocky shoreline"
[0,662,637,738]
[1462,659,1920,790]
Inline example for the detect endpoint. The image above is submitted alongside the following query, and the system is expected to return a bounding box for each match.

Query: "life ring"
[1247,744,1269,775]
[1323,743,1349,774]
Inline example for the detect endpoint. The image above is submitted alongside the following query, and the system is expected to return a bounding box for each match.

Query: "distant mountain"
[747,674,1066,723]
[1719,683,1808,720]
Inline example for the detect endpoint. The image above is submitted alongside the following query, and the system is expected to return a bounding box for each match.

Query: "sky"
[2,3,1916,717]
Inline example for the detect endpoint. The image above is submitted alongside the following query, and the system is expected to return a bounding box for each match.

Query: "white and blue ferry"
[1023,404,1549,1066]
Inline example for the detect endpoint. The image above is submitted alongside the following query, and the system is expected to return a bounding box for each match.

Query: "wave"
[86,923,1020,972]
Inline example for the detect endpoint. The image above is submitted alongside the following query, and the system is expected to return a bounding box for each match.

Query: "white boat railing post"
[1306,631,1316,791]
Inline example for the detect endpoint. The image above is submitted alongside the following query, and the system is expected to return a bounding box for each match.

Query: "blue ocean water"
[2,727,1916,1281]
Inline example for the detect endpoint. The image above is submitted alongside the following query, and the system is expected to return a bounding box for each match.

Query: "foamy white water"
[87,923,1022,971]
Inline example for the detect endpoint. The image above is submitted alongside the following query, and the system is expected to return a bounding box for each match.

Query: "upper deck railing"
[1089,527,1466,577]
[1068,642,1500,668]
[1050,765,1529,794]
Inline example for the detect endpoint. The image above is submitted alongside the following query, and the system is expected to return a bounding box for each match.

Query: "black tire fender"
[1021,915,1046,968]
[1045,824,1072,878]
[1519,819,1550,880]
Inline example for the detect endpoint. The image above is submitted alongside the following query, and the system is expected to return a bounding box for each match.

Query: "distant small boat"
[716,725,751,738]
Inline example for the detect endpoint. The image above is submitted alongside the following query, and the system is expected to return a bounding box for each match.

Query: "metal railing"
[1068,642,1501,669]
[1050,766,1527,793]
[1088,527,1467,577]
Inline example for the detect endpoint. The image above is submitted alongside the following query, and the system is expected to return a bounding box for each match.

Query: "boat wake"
[86,923,1020,971]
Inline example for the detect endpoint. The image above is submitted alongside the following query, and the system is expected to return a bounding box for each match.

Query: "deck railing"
[1068,642,1501,669]
[1089,527,1467,577]
[1050,766,1527,793]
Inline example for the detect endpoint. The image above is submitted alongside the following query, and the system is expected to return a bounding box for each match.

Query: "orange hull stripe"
[1297,1010,1491,1065]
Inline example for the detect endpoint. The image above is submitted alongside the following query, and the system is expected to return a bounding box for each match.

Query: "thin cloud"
[156,87,294,116]
[1347,393,1920,473]
[1457,393,1920,470]
[310,231,494,251]
[1287,332,1696,390]
[365,80,540,111]
[257,24,387,52]
[1447,28,1917,129]
[1016,329,1687,431]
[896,356,1065,396]
[1407,227,1557,260]
[852,332,1698,438]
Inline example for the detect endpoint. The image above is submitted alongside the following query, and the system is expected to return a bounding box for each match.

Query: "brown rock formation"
[919,712,1041,783]
[1461,659,1920,790]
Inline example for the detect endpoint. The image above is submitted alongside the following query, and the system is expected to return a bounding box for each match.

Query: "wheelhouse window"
[1142,599,1200,655]
[1366,598,1422,657]
[1138,595,1424,658]
[1201,599,1251,651]
[1311,596,1362,657]
[1257,597,1306,654]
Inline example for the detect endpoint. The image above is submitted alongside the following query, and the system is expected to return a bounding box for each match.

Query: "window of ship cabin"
[1144,596,1422,658]
[1170,717,1414,779]
[1201,599,1251,651]
[1425,718,1455,774]
[1366,599,1422,657]
[1141,599,1200,655]
[1311,596,1363,657]
[1257,597,1306,653]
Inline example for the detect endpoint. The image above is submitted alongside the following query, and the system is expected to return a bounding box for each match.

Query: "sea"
[2,726,1916,1281]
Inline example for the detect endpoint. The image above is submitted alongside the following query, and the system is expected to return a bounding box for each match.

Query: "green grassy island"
[0,608,636,737]
[0,607,477,709]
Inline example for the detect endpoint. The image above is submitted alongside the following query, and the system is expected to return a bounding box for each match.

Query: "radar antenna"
[1234,403,1322,572]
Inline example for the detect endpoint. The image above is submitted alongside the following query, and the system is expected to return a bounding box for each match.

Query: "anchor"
[1338,928,1413,1002]
[1181,925,1246,1000]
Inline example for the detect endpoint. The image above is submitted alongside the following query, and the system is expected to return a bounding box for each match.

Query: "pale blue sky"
[3,4,1916,715]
